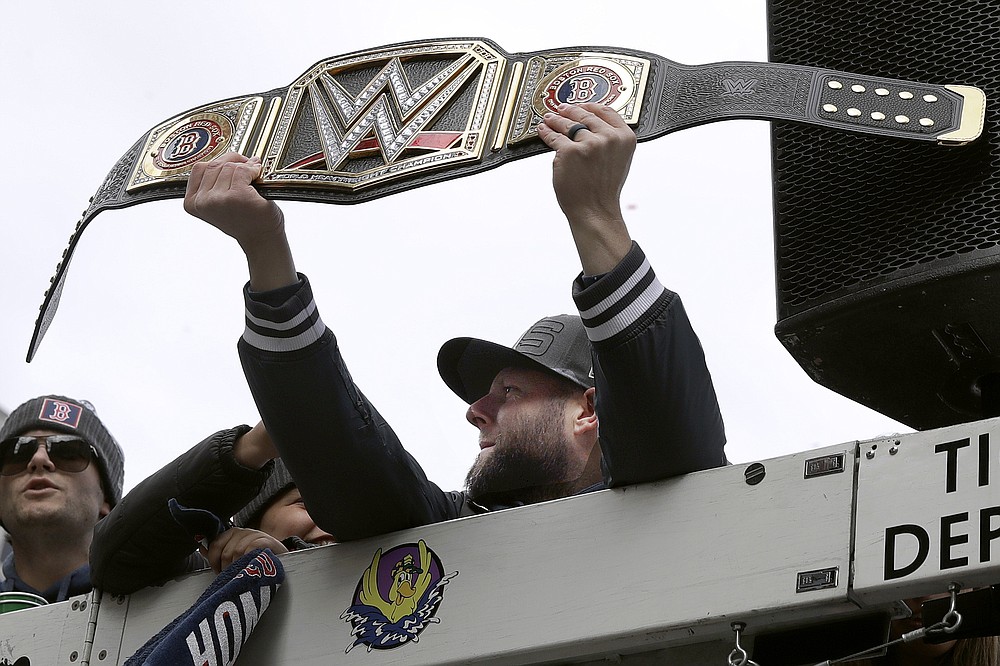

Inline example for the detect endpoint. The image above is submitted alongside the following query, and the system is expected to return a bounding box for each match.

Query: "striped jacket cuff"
[573,242,675,347]
[242,275,327,353]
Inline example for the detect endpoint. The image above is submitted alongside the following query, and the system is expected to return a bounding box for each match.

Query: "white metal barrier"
[2,417,998,665]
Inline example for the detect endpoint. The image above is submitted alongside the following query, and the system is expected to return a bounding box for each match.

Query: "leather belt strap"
[27,37,986,360]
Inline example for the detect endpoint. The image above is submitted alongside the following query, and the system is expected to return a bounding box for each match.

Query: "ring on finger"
[566,123,589,141]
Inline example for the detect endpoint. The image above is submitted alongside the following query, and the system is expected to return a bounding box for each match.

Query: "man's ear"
[572,387,599,436]
[98,500,111,520]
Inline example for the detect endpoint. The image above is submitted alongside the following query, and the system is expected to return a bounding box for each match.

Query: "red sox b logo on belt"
[152,114,231,171]
[532,56,643,122]
[539,64,625,112]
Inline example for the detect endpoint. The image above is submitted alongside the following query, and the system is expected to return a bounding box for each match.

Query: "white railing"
[3,417,999,665]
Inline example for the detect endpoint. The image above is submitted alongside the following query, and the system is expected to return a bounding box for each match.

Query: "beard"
[464,400,583,507]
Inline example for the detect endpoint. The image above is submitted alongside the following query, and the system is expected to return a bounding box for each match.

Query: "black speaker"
[767,1,1000,429]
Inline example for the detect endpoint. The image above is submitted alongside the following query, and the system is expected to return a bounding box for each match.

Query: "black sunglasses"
[0,435,98,476]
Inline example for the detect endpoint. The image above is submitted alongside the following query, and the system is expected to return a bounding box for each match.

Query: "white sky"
[0,1,910,495]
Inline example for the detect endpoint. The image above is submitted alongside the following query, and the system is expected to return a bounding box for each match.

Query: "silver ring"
[566,123,589,141]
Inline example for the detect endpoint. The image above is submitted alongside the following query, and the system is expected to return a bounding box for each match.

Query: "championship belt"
[27,37,987,360]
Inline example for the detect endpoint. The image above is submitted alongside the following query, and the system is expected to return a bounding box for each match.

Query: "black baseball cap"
[437,315,594,404]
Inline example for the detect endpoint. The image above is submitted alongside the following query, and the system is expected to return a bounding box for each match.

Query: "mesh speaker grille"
[768,0,1000,428]
[768,0,1000,319]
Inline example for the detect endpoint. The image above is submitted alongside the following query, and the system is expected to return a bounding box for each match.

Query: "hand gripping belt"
[26,37,987,360]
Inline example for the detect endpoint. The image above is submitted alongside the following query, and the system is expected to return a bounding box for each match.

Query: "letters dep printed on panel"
[853,418,1000,605]
[125,40,650,194]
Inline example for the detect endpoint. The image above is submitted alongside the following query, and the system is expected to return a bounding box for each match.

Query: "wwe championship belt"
[27,37,987,360]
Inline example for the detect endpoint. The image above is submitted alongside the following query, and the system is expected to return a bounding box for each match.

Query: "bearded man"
[183,102,728,540]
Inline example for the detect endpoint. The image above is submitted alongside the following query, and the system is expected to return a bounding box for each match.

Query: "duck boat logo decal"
[341,540,457,652]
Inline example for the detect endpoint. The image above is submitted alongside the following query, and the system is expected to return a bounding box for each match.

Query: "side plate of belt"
[27,37,987,361]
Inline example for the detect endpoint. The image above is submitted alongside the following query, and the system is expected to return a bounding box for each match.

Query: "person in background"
[0,395,124,602]
[90,422,334,595]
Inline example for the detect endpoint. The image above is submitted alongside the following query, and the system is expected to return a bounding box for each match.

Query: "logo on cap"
[516,319,565,357]
[341,540,456,652]
[38,398,83,429]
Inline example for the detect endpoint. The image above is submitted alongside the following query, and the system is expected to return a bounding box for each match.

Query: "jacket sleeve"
[90,425,270,595]
[237,275,468,541]
[573,242,728,486]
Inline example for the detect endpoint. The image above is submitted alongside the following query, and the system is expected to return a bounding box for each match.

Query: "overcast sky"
[0,1,910,494]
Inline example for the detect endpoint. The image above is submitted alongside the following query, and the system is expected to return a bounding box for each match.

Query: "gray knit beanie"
[233,458,295,528]
[0,395,125,506]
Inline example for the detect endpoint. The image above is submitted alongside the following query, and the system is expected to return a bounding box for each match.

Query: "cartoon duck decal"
[341,540,457,652]
[361,545,431,623]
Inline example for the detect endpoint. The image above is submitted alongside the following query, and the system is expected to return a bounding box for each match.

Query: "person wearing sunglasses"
[0,395,124,603]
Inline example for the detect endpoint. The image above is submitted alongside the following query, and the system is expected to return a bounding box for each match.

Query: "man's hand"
[184,153,282,247]
[200,527,289,574]
[183,152,298,291]
[536,102,636,275]
[232,421,279,469]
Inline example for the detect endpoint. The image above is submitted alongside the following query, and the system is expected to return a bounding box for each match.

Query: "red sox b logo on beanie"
[38,398,85,429]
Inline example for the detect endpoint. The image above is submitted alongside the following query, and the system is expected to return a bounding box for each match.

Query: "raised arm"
[537,103,728,484]
[536,102,635,275]
[184,153,469,540]
[183,153,297,292]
